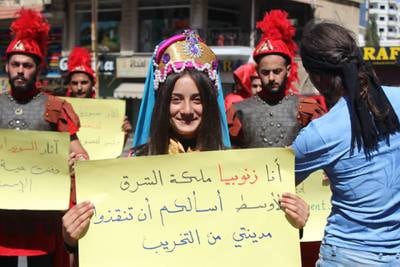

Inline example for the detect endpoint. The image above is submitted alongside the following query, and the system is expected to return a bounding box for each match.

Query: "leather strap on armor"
[297,96,326,127]
[45,95,80,132]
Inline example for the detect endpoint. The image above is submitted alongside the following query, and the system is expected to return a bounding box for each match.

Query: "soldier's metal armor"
[234,94,301,148]
[0,92,54,131]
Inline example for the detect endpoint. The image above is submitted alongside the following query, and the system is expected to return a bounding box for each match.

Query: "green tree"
[365,14,380,47]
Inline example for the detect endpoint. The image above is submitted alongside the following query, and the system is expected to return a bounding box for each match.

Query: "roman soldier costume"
[0,9,82,267]
[227,10,325,148]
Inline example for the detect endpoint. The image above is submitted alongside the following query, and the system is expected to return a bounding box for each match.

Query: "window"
[379,17,385,21]
[137,0,190,52]
[379,5,385,10]
[379,28,384,32]
[207,8,241,46]
[75,0,122,52]
[137,8,190,52]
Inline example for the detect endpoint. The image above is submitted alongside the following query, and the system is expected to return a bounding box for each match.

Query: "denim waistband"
[322,242,400,256]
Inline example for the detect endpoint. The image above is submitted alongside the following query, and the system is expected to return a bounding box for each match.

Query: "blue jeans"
[316,243,400,267]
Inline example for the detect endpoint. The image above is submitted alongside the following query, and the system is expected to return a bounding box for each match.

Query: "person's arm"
[70,134,89,156]
[122,115,133,147]
[68,135,89,176]
[292,120,334,185]
[226,105,244,147]
[62,201,95,248]
[279,192,310,229]
[122,116,133,135]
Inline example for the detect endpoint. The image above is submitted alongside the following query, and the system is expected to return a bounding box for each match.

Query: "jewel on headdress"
[212,60,218,71]
[183,30,202,58]
[162,53,170,64]
[184,30,199,44]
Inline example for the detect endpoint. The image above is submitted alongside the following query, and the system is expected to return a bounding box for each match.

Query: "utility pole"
[250,0,255,48]
[91,0,99,97]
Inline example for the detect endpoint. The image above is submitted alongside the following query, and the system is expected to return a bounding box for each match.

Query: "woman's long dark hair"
[300,21,400,157]
[148,69,223,155]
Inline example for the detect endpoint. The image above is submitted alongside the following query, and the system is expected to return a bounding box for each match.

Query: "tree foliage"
[365,14,380,47]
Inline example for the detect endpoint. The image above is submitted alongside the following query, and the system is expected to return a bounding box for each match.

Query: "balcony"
[387,20,398,27]
[387,31,398,38]
[388,9,398,15]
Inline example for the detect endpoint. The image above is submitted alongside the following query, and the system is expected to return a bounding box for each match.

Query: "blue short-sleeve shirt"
[293,86,400,253]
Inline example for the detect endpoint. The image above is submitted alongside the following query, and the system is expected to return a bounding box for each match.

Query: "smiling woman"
[146,68,224,155]
[62,31,312,263]
[169,75,203,139]
[61,30,231,259]
[131,30,230,155]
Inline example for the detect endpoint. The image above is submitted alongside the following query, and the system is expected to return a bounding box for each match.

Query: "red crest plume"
[6,8,50,62]
[255,10,297,58]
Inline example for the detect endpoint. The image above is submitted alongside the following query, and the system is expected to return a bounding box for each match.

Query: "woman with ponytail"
[294,21,400,266]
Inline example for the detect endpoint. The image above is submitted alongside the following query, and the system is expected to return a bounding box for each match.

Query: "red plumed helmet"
[67,47,95,83]
[253,10,299,94]
[6,8,50,63]
[233,63,258,98]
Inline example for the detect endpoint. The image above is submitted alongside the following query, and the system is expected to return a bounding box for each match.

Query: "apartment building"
[366,0,400,42]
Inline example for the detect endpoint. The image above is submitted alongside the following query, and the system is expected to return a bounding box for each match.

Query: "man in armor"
[65,47,96,99]
[65,46,132,144]
[227,10,325,148]
[0,9,87,267]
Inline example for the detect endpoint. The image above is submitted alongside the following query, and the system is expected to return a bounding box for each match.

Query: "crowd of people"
[1,6,400,267]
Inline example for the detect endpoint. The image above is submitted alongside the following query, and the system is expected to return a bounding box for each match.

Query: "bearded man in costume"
[227,10,325,148]
[0,9,87,267]
[66,47,96,99]
[65,47,132,146]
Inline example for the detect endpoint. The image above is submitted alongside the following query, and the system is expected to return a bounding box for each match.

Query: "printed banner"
[76,148,301,267]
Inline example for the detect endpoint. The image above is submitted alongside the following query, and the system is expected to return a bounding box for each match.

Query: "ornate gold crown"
[153,30,218,89]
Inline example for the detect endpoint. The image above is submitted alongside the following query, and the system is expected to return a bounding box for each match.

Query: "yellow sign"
[76,148,301,267]
[62,97,126,160]
[296,171,331,242]
[0,129,70,210]
[363,46,400,64]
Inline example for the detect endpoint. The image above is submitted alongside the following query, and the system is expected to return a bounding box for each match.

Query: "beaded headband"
[152,30,218,90]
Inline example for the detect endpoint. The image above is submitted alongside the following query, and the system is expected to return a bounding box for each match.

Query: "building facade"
[0,0,361,126]
[365,0,400,42]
